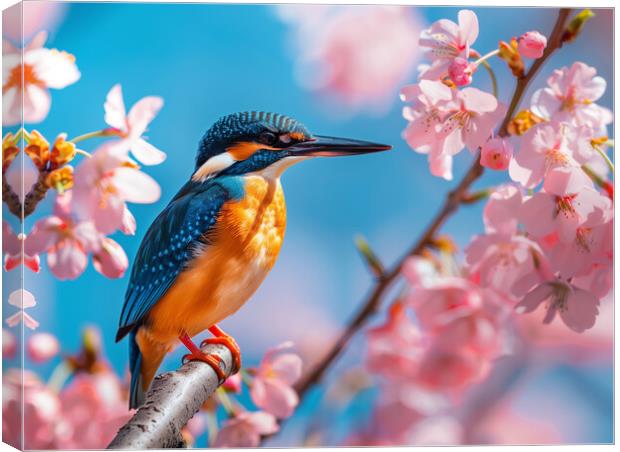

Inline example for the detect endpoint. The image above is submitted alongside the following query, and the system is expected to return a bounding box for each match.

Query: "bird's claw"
[200,336,242,374]
[182,352,226,381]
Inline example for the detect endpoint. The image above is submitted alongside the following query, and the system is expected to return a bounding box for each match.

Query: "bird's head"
[193,111,391,181]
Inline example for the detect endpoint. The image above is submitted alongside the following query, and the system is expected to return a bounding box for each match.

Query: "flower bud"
[24,130,50,170]
[563,9,595,43]
[45,166,74,192]
[480,137,513,171]
[2,133,20,174]
[518,31,547,59]
[498,38,524,78]
[27,332,59,363]
[448,57,473,87]
[50,133,77,169]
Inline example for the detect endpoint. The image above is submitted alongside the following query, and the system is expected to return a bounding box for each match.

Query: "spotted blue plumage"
[116,178,240,341]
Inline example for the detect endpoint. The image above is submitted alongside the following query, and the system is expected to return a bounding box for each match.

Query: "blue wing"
[115,179,234,342]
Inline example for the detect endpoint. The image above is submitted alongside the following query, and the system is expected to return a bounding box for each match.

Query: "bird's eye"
[258,131,277,146]
[279,134,292,145]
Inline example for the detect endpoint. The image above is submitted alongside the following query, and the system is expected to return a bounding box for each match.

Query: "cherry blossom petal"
[269,353,303,385]
[515,283,553,314]
[127,96,163,138]
[9,289,36,309]
[28,47,80,89]
[93,238,128,279]
[112,167,161,204]
[27,332,59,362]
[47,240,88,280]
[23,84,51,124]
[458,10,479,46]
[559,287,599,333]
[129,138,166,166]
[104,84,128,131]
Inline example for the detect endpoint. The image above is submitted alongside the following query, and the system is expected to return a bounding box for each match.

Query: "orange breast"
[145,175,286,344]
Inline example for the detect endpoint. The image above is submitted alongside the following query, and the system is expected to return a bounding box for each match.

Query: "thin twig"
[293,7,572,401]
[108,343,234,449]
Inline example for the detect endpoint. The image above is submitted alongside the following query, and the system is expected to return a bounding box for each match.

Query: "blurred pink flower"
[465,233,545,297]
[214,411,279,447]
[26,193,100,280]
[530,62,612,132]
[56,371,131,449]
[508,122,584,189]
[419,9,478,80]
[448,57,473,87]
[27,332,59,363]
[3,329,16,359]
[520,168,611,242]
[73,141,160,234]
[483,184,523,235]
[104,84,166,165]
[92,237,129,279]
[3,370,61,449]
[6,289,39,330]
[480,137,513,170]
[2,31,80,126]
[222,373,242,393]
[3,2,67,43]
[401,256,440,288]
[250,341,302,419]
[366,302,422,380]
[3,220,40,272]
[287,6,422,111]
[518,31,547,59]
[416,346,488,392]
[515,279,600,333]
[406,277,482,332]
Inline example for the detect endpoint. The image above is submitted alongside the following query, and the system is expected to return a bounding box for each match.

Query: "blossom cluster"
[357,8,613,444]
[2,32,166,329]
[2,322,304,448]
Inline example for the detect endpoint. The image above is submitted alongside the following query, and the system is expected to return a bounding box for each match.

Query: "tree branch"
[293,7,572,400]
[108,343,234,449]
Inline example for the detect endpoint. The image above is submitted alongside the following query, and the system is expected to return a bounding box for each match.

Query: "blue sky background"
[3,3,613,445]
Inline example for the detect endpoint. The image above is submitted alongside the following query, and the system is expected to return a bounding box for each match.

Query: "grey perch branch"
[108,343,234,449]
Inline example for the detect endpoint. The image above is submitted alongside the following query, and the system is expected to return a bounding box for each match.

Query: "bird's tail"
[128,329,145,410]
[128,328,168,410]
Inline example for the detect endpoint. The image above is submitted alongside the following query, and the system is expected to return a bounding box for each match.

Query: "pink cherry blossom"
[480,137,513,170]
[72,141,161,234]
[448,57,473,87]
[406,277,483,333]
[285,6,422,111]
[222,373,242,393]
[6,289,39,330]
[27,332,60,363]
[515,279,600,333]
[2,31,80,126]
[436,87,505,156]
[213,411,279,447]
[250,341,302,419]
[366,302,423,380]
[3,220,40,272]
[465,233,546,298]
[57,371,132,449]
[92,237,129,279]
[530,62,612,132]
[104,84,166,165]
[415,346,489,392]
[483,184,523,235]
[520,168,611,242]
[3,329,16,359]
[419,10,479,80]
[26,193,100,280]
[2,369,61,449]
[518,31,547,59]
[401,256,440,288]
[509,121,587,189]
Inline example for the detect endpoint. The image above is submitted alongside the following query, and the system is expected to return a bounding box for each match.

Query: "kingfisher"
[116,111,391,409]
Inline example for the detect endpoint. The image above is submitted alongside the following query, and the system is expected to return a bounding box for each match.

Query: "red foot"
[179,333,226,381]
[202,325,241,374]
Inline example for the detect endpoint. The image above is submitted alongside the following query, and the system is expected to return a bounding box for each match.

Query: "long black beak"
[289,135,392,157]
